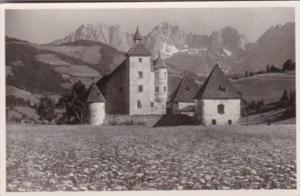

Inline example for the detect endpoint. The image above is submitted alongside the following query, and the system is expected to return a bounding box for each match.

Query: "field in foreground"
[6,124,296,191]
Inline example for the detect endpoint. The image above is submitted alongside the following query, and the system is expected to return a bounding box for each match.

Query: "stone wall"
[104,114,162,127]
[88,103,106,125]
[198,99,241,125]
[129,56,153,115]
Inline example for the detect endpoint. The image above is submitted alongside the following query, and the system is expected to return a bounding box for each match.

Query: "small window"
[228,120,232,125]
[155,72,159,78]
[218,104,225,114]
[151,102,154,108]
[138,71,143,79]
[119,87,123,93]
[219,85,226,92]
[185,86,190,91]
[155,86,159,92]
[137,100,142,109]
[212,119,216,125]
[138,85,143,92]
[138,58,142,63]
[164,86,167,92]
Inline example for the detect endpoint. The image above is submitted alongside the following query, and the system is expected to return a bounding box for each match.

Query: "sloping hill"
[233,72,295,104]
[239,22,295,73]
[6,37,125,94]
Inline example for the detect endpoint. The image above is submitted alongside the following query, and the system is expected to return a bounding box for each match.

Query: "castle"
[85,27,241,126]
[92,26,168,118]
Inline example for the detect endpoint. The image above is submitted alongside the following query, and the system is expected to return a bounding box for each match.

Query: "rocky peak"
[51,22,133,52]
[209,26,247,55]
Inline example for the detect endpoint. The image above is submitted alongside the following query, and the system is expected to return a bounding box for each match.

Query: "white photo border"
[0,1,299,196]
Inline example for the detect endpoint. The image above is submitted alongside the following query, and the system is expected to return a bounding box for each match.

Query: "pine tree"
[280,89,288,103]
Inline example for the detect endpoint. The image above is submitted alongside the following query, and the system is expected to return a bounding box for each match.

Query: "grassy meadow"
[6,124,296,191]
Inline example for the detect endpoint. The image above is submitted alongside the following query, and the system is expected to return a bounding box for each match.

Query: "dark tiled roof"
[127,43,152,56]
[97,59,127,88]
[194,64,242,99]
[170,72,199,103]
[86,83,106,103]
[133,26,143,41]
[153,56,167,69]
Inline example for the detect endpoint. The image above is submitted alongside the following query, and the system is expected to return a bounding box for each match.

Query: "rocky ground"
[6,124,296,191]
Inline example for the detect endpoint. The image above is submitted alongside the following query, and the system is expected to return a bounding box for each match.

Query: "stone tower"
[86,83,106,125]
[127,26,153,115]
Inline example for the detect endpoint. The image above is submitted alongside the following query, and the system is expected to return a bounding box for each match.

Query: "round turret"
[86,83,106,125]
[154,56,168,101]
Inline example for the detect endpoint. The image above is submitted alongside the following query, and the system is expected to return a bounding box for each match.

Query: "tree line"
[36,81,87,124]
[244,59,295,78]
[242,89,296,120]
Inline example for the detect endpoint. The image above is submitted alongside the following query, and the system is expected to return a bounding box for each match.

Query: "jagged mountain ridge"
[51,22,134,52]
[51,22,266,75]
[51,22,248,58]
[13,21,294,81]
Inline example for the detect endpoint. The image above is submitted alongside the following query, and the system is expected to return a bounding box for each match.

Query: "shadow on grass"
[153,114,199,127]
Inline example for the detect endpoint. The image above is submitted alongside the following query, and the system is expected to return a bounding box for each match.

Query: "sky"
[5,7,295,44]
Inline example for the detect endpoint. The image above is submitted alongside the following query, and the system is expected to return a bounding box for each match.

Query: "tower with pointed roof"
[128,26,154,115]
[96,26,168,116]
[133,26,142,43]
[194,64,242,125]
[86,83,106,125]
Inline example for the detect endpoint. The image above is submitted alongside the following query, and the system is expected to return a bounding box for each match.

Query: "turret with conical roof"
[86,83,106,125]
[86,83,106,103]
[127,26,151,56]
[133,26,143,43]
[154,55,167,69]
[154,55,168,103]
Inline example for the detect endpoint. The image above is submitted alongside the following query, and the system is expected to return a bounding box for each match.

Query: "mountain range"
[52,21,295,75]
[6,21,295,103]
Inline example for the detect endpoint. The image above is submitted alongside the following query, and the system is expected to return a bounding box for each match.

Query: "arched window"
[137,100,142,109]
[218,104,225,114]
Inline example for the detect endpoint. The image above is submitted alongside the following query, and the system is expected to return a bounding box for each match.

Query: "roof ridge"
[194,64,241,99]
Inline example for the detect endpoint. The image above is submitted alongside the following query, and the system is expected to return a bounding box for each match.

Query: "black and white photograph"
[1,1,299,194]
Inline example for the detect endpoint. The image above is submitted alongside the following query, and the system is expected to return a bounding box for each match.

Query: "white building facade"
[194,64,242,125]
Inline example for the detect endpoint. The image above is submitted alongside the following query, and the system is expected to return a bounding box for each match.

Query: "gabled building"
[194,64,242,125]
[96,26,168,116]
[169,72,199,116]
